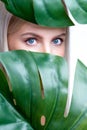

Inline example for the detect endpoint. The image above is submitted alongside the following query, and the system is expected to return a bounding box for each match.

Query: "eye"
[25,38,37,45]
[52,38,63,45]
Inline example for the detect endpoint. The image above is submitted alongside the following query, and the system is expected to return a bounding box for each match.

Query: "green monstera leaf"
[0,94,34,130]
[1,0,74,27]
[1,0,87,25]
[32,0,73,27]
[0,50,68,130]
[0,51,87,129]
[65,0,87,24]
[69,60,87,129]
[45,60,87,129]
[1,0,36,23]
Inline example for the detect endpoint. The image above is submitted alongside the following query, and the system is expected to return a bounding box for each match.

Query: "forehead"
[18,21,67,33]
[8,16,67,35]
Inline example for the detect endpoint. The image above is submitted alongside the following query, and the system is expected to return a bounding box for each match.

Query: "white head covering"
[0,1,12,52]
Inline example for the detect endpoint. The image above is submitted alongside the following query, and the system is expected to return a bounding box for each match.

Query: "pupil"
[29,39,34,44]
[54,39,59,44]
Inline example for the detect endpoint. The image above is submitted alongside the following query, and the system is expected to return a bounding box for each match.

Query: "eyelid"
[24,37,37,42]
[23,37,37,46]
[52,37,63,42]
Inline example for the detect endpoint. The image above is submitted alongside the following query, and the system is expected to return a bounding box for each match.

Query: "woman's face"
[8,20,67,56]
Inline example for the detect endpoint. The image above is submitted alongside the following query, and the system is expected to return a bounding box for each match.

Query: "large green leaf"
[55,59,87,129]
[0,94,34,130]
[69,60,87,129]
[46,60,87,129]
[0,50,68,129]
[65,0,87,24]
[1,0,87,25]
[1,0,74,27]
[32,0,73,27]
[1,0,36,23]
[0,51,87,129]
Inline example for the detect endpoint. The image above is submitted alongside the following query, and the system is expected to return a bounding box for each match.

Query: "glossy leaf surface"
[0,94,34,130]
[0,51,87,129]
[47,59,87,129]
[69,60,87,129]
[32,0,73,27]
[65,0,87,24]
[1,0,73,27]
[0,50,68,129]
[1,0,36,23]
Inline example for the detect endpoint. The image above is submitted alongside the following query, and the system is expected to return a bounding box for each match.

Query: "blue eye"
[53,38,62,45]
[26,38,36,45]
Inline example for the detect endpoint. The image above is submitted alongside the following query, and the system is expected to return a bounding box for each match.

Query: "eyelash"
[24,37,64,46]
[25,37,37,45]
[52,38,63,45]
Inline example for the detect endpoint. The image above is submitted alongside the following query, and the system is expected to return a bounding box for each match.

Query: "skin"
[8,21,67,57]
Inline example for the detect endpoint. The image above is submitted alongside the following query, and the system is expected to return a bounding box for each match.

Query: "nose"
[41,43,52,54]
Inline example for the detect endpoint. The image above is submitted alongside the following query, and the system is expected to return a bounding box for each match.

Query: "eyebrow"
[21,32,42,39]
[21,32,66,39]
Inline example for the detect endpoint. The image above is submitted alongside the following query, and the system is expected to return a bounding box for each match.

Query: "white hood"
[0,1,12,52]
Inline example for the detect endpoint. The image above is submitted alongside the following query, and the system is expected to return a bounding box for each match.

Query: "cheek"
[60,44,65,57]
[8,35,22,50]
[8,35,15,50]
[60,45,65,56]
[53,45,65,57]
[8,40,18,51]
[8,40,12,51]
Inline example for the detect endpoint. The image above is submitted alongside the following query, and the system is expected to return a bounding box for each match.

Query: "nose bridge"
[43,41,51,54]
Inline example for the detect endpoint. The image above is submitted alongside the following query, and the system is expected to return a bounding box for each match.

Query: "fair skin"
[8,20,67,57]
